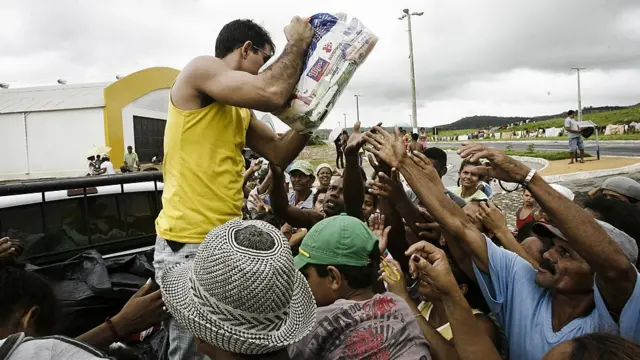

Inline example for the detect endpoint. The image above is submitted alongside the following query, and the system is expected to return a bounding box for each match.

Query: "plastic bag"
[274,13,378,133]
[30,249,152,337]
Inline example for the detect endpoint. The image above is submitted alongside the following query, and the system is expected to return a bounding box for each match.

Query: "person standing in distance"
[154,17,313,360]
[564,110,584,164]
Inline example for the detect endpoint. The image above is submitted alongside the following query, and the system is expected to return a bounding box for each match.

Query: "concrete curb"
[510,156,550,173]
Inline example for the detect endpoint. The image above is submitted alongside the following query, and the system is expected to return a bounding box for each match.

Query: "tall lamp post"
[343,113,348,129]
[399,8,423,133]
[354,94,362,123]
[571,67,586,122]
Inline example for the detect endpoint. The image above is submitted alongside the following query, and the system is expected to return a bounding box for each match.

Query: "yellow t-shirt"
[155,99,251,243]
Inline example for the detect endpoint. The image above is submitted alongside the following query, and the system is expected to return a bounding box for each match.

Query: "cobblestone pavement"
[493,172,640,230]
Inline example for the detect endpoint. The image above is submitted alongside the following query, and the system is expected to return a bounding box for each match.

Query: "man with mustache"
[362,130,640,360]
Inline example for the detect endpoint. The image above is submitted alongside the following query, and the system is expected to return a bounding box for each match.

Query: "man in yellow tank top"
[153,17,314,360]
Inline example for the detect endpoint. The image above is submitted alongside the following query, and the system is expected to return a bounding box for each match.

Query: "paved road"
[434,141,640,157]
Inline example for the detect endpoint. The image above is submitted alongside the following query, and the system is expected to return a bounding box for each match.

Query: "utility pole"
[571,67,586,122]
[354,94,362,123]
[343,113,347,129]
[399,9,424,133]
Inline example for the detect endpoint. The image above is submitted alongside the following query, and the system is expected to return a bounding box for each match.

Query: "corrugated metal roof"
[0,82,111,114]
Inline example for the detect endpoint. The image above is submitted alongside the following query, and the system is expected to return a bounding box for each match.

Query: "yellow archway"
[103,66,179,167]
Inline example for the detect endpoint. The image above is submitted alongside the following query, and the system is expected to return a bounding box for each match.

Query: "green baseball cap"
[294,214,379,270]
[288,160,315,176]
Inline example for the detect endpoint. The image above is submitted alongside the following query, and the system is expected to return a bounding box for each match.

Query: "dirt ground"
[540,156,640,176]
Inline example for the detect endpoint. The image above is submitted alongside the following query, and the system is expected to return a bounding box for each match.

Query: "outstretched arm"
[408,243,502,360]
[343,131,366,220]
[458,143,637,315]
[269,163,324,229]
[182,18,313,112]
[364,128,490,272]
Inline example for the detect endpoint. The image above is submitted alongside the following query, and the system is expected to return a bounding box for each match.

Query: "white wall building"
[0,67,179,181]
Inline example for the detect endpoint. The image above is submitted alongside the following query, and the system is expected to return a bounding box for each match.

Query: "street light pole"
[571,67,586,122]
[399,9,423,133]
[343,113,348,129]
[354,94,361,123]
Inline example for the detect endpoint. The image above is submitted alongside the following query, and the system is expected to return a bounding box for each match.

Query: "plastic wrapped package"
[273,13,378,133]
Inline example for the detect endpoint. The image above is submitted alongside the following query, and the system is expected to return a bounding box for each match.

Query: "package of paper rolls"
[273,13,378,134]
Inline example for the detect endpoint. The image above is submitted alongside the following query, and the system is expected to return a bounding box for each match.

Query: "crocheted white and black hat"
[161,219,316,355]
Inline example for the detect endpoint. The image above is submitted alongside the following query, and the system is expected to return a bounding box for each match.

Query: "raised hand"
[249,158,264,173]
[344,131,366,156]
[414,208,442,243]
[407,242,460,298]
[353,120,361,133]
[407,151,444,187]
[363,127,407,169]
[367,153,391,176]
[250,193,267,213]
[370,168,406,198]
[457,143,531,183]
[284,16,314,47]
[476,201,508,235]
[368,213,391,254]
[378,257,410,300]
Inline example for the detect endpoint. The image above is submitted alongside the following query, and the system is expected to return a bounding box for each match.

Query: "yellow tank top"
[155,99,250,243]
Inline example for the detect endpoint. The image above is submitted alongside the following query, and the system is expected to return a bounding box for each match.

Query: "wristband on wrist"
[522,169,536,188]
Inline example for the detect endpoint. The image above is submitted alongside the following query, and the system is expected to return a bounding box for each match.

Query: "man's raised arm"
[363,128,490,272]
[185,17,313,112]
[458,144,637,314]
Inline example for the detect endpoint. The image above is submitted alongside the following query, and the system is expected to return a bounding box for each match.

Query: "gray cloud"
[1,0,639,129]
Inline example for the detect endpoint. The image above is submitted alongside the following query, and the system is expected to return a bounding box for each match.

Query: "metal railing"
[0,172,164,265]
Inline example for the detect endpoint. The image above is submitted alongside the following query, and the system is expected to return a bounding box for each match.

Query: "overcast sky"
[2,0,639,131]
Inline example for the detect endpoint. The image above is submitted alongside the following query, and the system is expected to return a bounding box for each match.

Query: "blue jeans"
[154,237,210,360]
[569,137,584,152]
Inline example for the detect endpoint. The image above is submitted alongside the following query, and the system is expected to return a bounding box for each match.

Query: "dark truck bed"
[0,173,164,347]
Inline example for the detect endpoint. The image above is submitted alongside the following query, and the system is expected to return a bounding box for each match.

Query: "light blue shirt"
[472,238,618,360]
[288,189,315,209]
[601,268,640,343]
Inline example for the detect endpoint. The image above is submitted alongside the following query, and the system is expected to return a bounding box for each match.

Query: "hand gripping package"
[273,13,378,133]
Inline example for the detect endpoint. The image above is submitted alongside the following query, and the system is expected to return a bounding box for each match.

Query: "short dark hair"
[363,187,378,208]
[308,246,381,289]
[313,188,327,205]
[570,333,640,360]
[517,221,536,243]
[459,159,480,173]
[422,147,448,176]
[0,267,58,336]
[568,110,575,116]
[411,133,419,141]
[215,19,275,59]
[252,211,281,229]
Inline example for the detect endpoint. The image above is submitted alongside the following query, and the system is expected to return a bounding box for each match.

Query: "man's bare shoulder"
[181,55,227,78]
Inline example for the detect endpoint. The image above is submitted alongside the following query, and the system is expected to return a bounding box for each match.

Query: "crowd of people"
[85,145,141,176]
[2,16,640,360]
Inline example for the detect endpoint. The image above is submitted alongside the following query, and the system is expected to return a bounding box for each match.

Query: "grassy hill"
[314,103,640,139]
[436,104,640,137]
